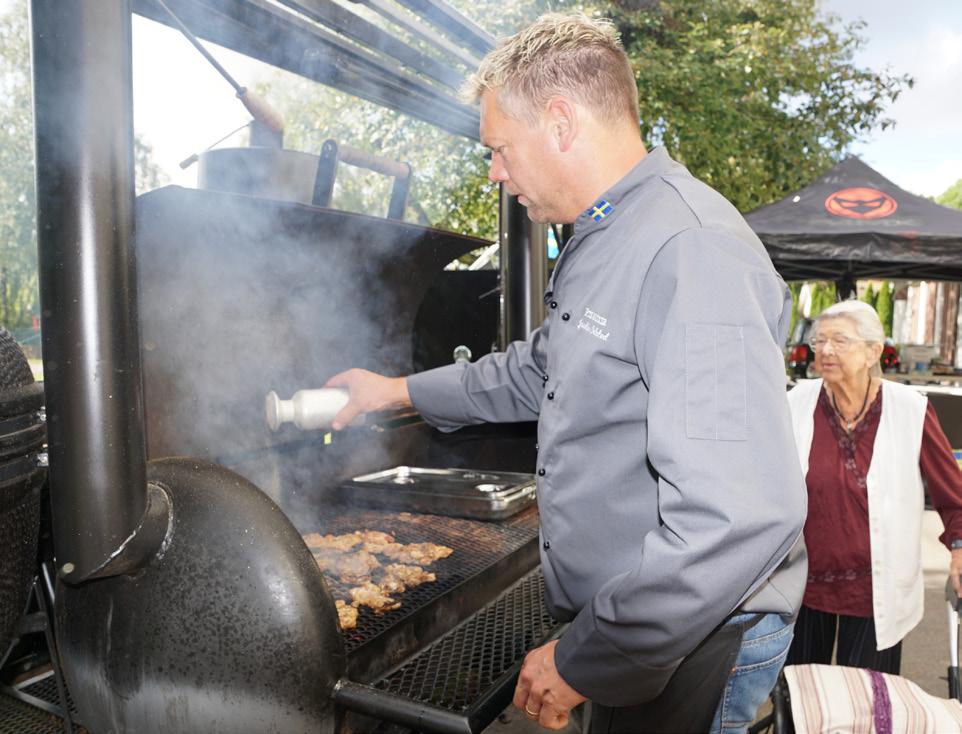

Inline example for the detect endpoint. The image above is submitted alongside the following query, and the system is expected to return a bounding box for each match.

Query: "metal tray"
[340,466,537,520]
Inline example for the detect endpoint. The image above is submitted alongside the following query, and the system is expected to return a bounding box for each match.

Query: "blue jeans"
[708,612,795,734]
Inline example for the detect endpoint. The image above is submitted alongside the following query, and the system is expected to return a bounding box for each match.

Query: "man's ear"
[545,97,578,153]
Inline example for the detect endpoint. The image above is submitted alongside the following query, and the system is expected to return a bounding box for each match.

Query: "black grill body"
[0,329,45,661]
[56,458,346,734]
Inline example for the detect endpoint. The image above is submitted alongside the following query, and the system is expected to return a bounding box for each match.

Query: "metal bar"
[312,139,338,207]
[351,0,480,69]
[278,0,465,89]
[153,0,244,93]
[498,188,547,348]
[31,0,156,582]
[333,680,474,734]
[390,0,493,56]
[132,0,480,140]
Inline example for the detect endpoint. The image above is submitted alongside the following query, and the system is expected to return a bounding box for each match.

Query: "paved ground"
[484,511,958,733]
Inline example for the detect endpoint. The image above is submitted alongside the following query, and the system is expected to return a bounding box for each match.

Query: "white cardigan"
[787,378,928,650]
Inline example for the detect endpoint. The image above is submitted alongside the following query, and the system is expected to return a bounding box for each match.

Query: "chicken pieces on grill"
[379,563,436,594]
[380,542,454,566]
[359,530,397,553]
[348,582,402,613]
[303,531,363,551]
[311,548,381,584]
[302,529,452,622]
[335,599,358,630]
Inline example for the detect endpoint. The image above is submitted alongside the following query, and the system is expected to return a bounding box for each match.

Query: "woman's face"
[811,316,883,384]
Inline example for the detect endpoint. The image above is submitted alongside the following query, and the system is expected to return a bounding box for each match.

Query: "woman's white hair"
[815,299,885,376]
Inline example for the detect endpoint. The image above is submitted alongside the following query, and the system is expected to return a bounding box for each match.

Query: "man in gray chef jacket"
[326,12,806,733]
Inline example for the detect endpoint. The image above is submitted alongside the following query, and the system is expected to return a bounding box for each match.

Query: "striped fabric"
[784,664,962,733]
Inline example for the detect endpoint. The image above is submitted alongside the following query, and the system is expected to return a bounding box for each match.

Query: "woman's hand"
[950,548,962,597]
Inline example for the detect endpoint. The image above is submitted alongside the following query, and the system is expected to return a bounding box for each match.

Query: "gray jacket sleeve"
[407,319,550,431]
[553,229,806,705]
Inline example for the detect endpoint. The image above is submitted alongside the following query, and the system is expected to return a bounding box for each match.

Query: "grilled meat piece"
[304,531,363,551]
[312,549,381,584]
[379,563,435,594]
[381,542,453,566]
[359,530,396,553]
[335,599,358,630]
[349,582,401,613]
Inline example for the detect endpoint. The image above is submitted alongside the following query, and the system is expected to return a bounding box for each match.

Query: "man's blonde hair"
[461,13,639,126]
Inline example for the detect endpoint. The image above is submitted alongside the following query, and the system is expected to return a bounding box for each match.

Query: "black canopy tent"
[745,156,962,285]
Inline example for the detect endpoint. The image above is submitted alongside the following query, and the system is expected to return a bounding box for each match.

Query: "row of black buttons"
[549,300,572,321]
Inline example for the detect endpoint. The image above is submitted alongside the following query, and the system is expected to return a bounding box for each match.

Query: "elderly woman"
[786,300,962,673]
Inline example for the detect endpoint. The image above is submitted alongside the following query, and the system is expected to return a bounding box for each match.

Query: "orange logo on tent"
[824,187,897,219]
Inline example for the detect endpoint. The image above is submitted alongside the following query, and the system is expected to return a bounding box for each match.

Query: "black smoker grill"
[9,2,560,732]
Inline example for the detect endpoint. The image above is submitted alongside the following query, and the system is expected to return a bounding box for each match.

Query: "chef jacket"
[407,146,807,707]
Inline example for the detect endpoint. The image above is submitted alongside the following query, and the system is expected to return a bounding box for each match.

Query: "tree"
[0,0,38,330]
[808,281,837,318]
[0,0,167,331]
[257,0,567,244]
[938,179,962,211]
[860,282,876,309]
[601,0,912,212]
[875,281,894,338]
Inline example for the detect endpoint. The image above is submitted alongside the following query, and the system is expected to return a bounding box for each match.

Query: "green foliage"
[859,282,876,309]
[808,281,837,318]
[256,0,568,244]
[0,0,37,330]
[262,80,499,240]
[599,0,912,212]
[787,281,802,337]
[0,0,167,332]
[875,281,893,338]
[938,179,962,211]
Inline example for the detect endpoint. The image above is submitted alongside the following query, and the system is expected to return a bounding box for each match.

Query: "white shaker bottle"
[265,388,351,431]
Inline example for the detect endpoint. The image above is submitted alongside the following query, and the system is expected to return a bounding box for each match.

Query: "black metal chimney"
[31,0,164,583]
[499,189,547,348]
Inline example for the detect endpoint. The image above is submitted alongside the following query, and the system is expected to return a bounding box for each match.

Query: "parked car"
[785,317,900,378]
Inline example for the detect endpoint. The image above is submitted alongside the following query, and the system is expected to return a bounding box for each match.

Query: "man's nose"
[488,158,508,184]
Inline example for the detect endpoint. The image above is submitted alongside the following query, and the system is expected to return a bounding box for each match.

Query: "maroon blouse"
[803,385,962,618]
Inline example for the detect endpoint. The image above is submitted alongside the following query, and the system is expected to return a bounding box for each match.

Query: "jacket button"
[547,391,555,400]
[550,300,558,309]
[562,312,570,321]
[543,541,551,550]
[542,374,549,383]
[538,468,546,476]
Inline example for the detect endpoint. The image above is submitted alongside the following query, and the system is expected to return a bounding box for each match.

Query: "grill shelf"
[335,567,565,734]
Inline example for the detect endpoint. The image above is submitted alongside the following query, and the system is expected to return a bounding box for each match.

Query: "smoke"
[134,182,479,522]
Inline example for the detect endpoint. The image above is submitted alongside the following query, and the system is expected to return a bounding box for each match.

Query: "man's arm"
[327,319,551,431]
[551,229,806,706]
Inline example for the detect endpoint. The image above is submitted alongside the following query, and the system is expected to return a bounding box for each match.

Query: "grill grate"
[19,672,79,718]
[375,569,558,711]
[0,693,68,734]
[303,508,539,652]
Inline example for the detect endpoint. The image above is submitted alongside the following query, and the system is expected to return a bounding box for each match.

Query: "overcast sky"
[819,0,962,197]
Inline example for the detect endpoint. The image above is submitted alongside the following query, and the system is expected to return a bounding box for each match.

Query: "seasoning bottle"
[265,388,354,431]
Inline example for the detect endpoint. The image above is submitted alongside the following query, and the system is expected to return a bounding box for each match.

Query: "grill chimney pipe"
[31,0,167,583]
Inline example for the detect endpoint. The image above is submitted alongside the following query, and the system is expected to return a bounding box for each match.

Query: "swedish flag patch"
[588,200,614,221]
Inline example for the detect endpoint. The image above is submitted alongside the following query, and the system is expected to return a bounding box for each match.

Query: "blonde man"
[327,13,807,733]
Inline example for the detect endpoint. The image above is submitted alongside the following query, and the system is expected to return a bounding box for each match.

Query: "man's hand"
[513,640,587,730]
[950,548,962,597]
[324,369,411,430]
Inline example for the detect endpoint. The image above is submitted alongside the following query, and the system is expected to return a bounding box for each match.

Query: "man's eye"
[483,150,492,161]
